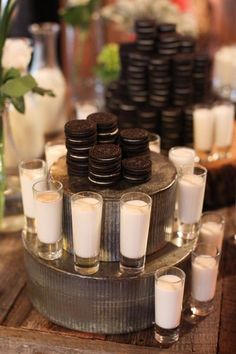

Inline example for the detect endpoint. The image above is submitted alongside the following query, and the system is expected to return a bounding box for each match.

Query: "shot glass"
[199,212,225,252]
[149,133,161,154]
[191,242,220,316]
[45,139,67,169]
[168,146,196,174]
[154,266,186,345]
[120,192,152,274]
[33,180,63,260]
[19,159,47,234]
[193,104,214,162]
[177,164,207,240]
[71,191,103,275]
[211,100,235,159]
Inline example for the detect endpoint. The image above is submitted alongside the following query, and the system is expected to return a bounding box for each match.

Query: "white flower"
[67,0,90,7]
[2,38,32,71]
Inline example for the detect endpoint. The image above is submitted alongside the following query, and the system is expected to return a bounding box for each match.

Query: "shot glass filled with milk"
[191,242,220,316]
[154,266,185,345]
[211,101,235,159]
[120,192,152,274]
[33,180,63,260]
[193,105,214,162]
[19,159,47,234]
[71,191,103,275]
[169,147,196,174]
[45,139,67,169]
[199,212,225,251]
[177,164,207,240]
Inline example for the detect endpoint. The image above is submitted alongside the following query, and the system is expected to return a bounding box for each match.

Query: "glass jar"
[29,23,67,135]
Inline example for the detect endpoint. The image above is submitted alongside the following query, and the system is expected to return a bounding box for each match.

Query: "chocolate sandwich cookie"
[89,144,122,186]
[64,119,97,177]
[157,23,176,34]
[122,156,152,184]
[64,119,96,138]
[87,112,119,144]
[120,128,150,158]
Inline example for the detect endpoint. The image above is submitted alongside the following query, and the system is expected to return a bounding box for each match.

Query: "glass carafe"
[29,23,67,135]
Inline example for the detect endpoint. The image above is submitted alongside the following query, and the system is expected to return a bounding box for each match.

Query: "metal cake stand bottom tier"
[23,232,194,334]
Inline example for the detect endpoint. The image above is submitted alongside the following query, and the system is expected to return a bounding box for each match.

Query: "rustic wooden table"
[0,205,235,354]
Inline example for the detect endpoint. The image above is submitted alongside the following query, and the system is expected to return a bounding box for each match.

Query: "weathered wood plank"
[0,233,27,324]
[218,237,236,354]
[0,326,193,354]
[3,286,32,327]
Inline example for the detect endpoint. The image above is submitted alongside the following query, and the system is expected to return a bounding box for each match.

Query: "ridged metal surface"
[23,232,193,334]
[50,153,177,261]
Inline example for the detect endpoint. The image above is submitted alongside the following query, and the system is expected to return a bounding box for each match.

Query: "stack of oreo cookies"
[156,24,180,57]
[119,42,136,82]
[183,106,194,147]
[89,144,121,186]
[193,54,211,103]
[137,105,158,132]
[161,108,183,151]
[179,36,196,54]
[172,54,194,107]
[120,128,149,158]
[87,112,118,144]
[65,120,97,177]
[127,51,149,105]
[149,56,172,109]
[122,156,152,184]
[118,99,137,129]
[135,19,156,53]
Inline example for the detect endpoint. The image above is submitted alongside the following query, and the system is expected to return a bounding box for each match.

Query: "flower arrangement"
[101,0,198,37]
[95,43,120,86]
[0,0,54,220]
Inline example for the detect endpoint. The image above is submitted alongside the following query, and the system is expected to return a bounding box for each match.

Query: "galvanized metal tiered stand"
[23,153,194,334]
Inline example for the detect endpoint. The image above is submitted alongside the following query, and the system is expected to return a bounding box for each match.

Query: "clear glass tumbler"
[120,192,152,274]
[154,266,186,345]
[199,212,225,251]
[177,164,207,240]
[191,242,220,316]
[19,159,47,234]
[33,179,63,260]
[71,191,103,275]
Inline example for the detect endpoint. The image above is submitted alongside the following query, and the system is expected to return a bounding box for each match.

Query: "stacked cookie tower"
[89,144,122,186]
[105,20,212,151]
[87,112,118,143]
[120,128,150,158]
[65,120,96,177]
[64,114,152,186]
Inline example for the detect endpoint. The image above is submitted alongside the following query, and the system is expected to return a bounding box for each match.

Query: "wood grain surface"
[0,205,235,353]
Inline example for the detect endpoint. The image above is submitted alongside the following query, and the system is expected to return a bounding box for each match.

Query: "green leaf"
[60,1,96,29]
[3,68,21,82]
[10,96,25,113]
[0,74,37,97]
[32,86,55,97]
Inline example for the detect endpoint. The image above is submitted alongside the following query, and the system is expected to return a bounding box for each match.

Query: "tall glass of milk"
[177,164,207,240]
[193,105,214,162]
[154,266,186,345]
[19,159,47,234]
[45,139,67,169]
[71,191,103,275]
[211,100,235,159]
[33,180,63,260]
[120,192,152,274]
[191,242,220,316]
[199,212,225,252]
